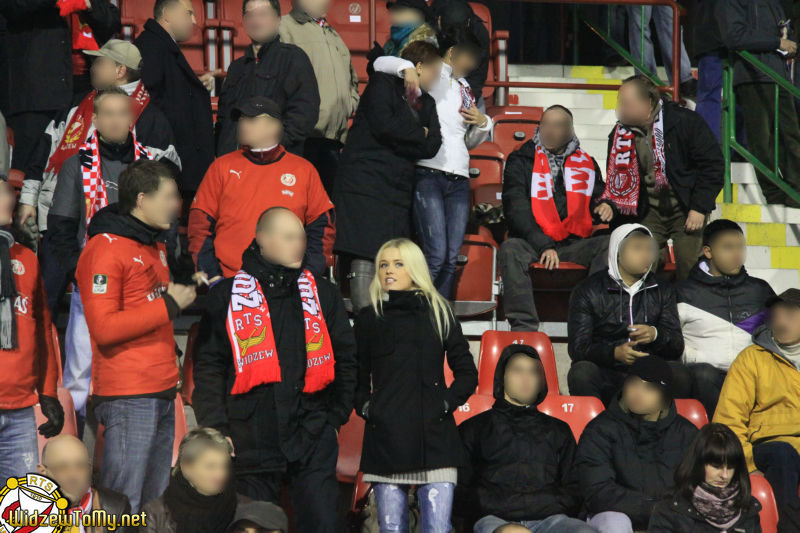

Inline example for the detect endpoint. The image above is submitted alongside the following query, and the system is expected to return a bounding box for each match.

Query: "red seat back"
[489,106,543,157]
[336,410,365,483]
[327,1,390,82]
[478,331,560,397]
[527,262,589,323]
[750,474,778,533]
[35,387,79,459]
[452,235,497,317]
[453,394,494,425]
[538,395,605,442]
[468,141,505,191]
[472,183,502,208]
[181,322,200,406]
[467,2,494,101]
[674,399,709,430]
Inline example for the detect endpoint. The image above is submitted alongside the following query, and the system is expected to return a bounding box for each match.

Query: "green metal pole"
[774,84,780,178]
[640,5,646,67]
[722,59,733,203]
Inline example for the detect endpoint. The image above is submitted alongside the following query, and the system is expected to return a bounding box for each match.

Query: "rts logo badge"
[0,474,68,532]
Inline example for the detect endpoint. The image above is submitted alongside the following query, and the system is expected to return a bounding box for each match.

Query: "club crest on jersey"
[280,173,296,186]
[10,259,24,276]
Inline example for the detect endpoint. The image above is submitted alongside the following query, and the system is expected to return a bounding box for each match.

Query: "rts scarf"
[692,482,742,531]
[601,106,667,215]
[226,269,335,395]
[0,230,17,351]
[530,145,596,241]
[81,131,150,228]
[163,469,238,533]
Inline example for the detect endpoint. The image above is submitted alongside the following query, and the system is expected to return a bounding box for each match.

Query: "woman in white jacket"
[373,26,492,298]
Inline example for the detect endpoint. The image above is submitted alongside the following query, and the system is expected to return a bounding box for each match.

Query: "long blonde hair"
[369,238,452,341]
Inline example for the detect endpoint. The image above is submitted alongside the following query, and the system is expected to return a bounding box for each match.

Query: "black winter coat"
[193,243,357,473]
[354,291,477,475]
[648,492,762,533]
[0,0,119,114]
[215,36,320,156]
[568,271,684,368]
[135,19,214,192]
[607,100,724,221]
[459,344,581,522]
[334,73,441,260]
[692,0,725,59]
[575,398,698,529]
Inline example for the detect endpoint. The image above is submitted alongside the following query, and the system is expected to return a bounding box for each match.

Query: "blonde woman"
[354,238,478,532]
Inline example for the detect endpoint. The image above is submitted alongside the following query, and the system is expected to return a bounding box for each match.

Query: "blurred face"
[771,303,800,346]
[296,0,330,19]
[93,94,133,144]
[704,231,746,276]
[622,376,665,416]
[503,354,542,406]
[389,6,424,26]
[378,247,414,291]
[243,0,281,44]
[705,463,735,489]
[0,182,16,226]
[237,114,282,149]
[256,211,307,269]
[163,0,197,42]
[416,59,443,92]
[447,47,478,80]
[232,521,281,533]
[181,448,231,496]
[38,439,92,504]
[539,108,574,153]
[137,177,181,230]
[618,233,655,278]
[616,82,654,128]
[90,56,123,90]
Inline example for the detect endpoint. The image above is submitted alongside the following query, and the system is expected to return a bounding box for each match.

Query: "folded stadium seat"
[452,393,494,425]
[180,322,200,406]
[336,410,365,483]
[526,262,589,323]
[488,106,543,158]
[477,330,560,396]
[452,234,498,320]
[537,394,605,442]
[468,141,504,191]
[350,472,371,514]
[750,474,778,533]
[35,387,79,458]
[674,398,709,430]
[471,183,502,209]
[326,0,390,85]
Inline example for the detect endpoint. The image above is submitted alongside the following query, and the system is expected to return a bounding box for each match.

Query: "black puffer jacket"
[648,492,762,533]
[575,397,698,529]
[459,345,581,521]
[354,291,477,475]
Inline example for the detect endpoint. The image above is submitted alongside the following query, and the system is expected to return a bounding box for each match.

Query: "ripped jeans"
[0,406,39,481]
[373,482,454,533]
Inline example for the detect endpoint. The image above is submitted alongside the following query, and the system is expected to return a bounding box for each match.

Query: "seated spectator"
[0,178,62,482]
[333,41,442,311]
[76,160,200,512]
[676,219,775,418]
[372,25,492,298]
[216,0,320,157]
[460,344,598,533]
[576,356,698,533]
[567,224,689,404]
[189,97,333,278]
[45,87,154,420]
[38,435,132,531]
[379,0,437,57]
[500,104,612,332]
[648,423,762,533]
[714,288,800,514]
[227,501,288,533]
[600,76,723,280]
[143,428,240,533]
[355,238,477,533]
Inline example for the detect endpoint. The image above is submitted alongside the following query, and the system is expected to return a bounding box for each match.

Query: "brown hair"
[622,75,661,109]
[93,86,129,114]
[118,159,174,214]
[400,40,442,67]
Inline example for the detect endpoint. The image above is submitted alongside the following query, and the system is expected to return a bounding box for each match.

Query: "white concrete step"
[581,140,608,159]
[748,269,800,294]
[574,124,612,141]
[513,90,605,109]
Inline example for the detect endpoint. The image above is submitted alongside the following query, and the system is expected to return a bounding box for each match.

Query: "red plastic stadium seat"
[674,399,709,430]
[472,183,502,208]
[538,395,604,442]
[453,394,494,425]
[468,141,505,191]
[750,474,778,533]
[468,2,494,101]
[336,410,365,483]
[181,322,200,406]
[527,262,589,323]
[327,1,390,83]
[452,234,498,318]
[489,106,543,157]
[173,395,188,466]
[35,387,79,459]
[51,323,63,386]
[351,472,371,513]
[478,331,560,396]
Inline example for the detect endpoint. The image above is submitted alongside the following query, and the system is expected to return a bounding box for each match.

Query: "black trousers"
[236,425,340,533]
[685,363,727,419]
[8,110,57,171]
[567,359,692,405]
[303,137,342,198]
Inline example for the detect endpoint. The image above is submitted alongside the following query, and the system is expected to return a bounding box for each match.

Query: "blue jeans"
[0,407,39,482]
[94,397,175,513]
[627,6,692,84]
[413,168,470,299]
[475,513,599,533]
[696,52,723,142]
[753,441,800,513]
[373,482,454,533]
[64,288,92,416]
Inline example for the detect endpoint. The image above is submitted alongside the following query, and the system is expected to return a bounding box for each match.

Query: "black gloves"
[38,395,64,438]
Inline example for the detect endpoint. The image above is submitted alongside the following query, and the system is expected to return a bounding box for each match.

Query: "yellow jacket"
[713,327,800,472]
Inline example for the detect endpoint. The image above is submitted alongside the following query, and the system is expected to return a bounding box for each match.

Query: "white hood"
[608,223,655,295]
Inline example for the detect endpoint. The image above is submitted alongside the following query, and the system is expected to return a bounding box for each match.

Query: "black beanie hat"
[627,355,673,398]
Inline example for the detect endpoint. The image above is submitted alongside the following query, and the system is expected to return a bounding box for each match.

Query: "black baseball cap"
[231,96,283,121]
[386,0,429,14]
[627,355,673,398]
[766,288,800,309]
[225,501,288,533]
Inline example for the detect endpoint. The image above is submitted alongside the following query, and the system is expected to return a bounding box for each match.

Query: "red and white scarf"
[58,0,98,50]
[460,81,475,110]
[601,106,667,215]
[81,130,150,228]
[530,146,596,241]
[226,270,335,395]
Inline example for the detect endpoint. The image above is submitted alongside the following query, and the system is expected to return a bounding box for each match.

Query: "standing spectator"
[576,356,699,533]
[676,219,775,418]
[371,0,437,59]
[372,26,492,298]
[136,0,216,196]
[625,6,695,96]
[693,0,725,142]
[714,289,800,514]
[0,112,8,180]
[460,344,598,533]
[189,97,333,279]
[142,428,241,533]
[0,0,120,172]
[718,0,800,208]
[75,160,199,512]
[279,0,359,194]
[227,501,289,533]
[193,208,357,533]
[601,76,723,280]
[648,423,763,533]
[567,224,689,405]
[334,41,442,311]
[0,178,62,482]
[500,104,612,332]
[355,238,477,533]
[46,88,153,420]
[216,0,320,157]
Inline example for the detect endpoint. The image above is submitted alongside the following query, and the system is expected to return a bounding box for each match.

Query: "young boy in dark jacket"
[460,344,598,533]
